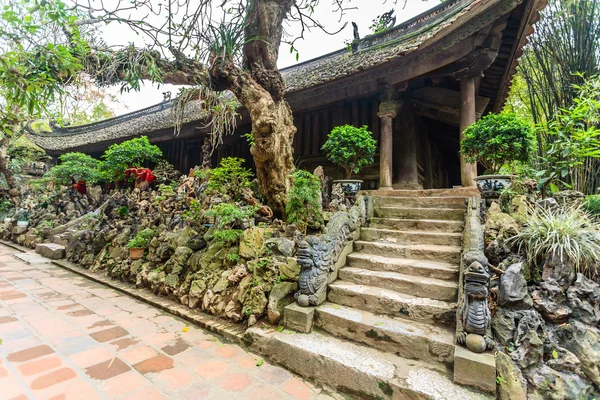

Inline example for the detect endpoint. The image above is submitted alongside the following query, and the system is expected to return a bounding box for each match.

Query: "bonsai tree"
[127,228,155,249]
[100,137,163,184]
[460,113,533,174]
[31,152,101,187]
[322,125,377,179]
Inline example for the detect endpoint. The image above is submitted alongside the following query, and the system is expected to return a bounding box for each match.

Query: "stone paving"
[0,244,335,400]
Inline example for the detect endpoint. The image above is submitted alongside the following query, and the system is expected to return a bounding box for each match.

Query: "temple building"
[28,0,545,190]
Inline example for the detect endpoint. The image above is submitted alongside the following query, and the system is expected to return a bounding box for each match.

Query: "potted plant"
[15,209,30,228]
[126,228,155,260]
[461,113,533,198]
[322,124,377,195]
[0,199,14,224]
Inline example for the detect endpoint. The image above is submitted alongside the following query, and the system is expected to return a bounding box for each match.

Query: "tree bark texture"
[86,0,298,215]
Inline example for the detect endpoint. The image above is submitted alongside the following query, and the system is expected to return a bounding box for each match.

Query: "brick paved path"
[0,244,334,400]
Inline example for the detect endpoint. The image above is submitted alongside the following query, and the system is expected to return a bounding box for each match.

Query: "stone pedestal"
[454,345,496,395]
[378,101,400,191]
[284,303,315,333]
[460,77,478,187]
[35,243,66,260]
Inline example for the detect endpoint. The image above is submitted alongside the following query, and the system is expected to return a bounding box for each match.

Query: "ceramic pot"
[474,175,514,198]
[129,248,144,260]
[16,220,29,228]
[333,179,363,196]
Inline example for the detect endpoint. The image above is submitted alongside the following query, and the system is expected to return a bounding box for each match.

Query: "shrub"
[584,195,600,218]
[286,170,324,233]
[461,113,533,174]
[207,157,253,201]
[0,198,14,219]
[32,152,101,186]
[127,228,155,249]
[100,136,163,182]
[510,205,600,277]
[322,125,376,179]
[205,203,256,245]
[117,206,129,219]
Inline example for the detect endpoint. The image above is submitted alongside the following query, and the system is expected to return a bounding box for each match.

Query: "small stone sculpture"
[328,183,346,211]
[457,260,494,353]
[201,136,212,169]
[295,211,357,307]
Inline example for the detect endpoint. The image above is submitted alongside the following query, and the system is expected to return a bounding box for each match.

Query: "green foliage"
[584,195,600,218]
[206,20,248,63]
[100,136,162,182]
[0,1,88,135]
[226,250,241,263]
[286,170,324,233]
[206,203,256,228]
[536,76,600,194]
[207,157,253,201]
[322,125,376,179]
[242,132,255,147]
[0,198,14,219]
[510,205,600,277]
[117,206,129,219]
[205,203,256,246]
[31,152,101,186]
[127,228,155,249]
[461,113,534,174]
[7,135,46,161]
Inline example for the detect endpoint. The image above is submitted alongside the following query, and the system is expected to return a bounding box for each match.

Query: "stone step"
[372,196,467,209]
[354,240,462,264]
[360,187,480,198]
[245,327,491,400]
[375,206,465,221]
[339,267,458,302]
[360,227,462,246]
[315,303,455,369]
[347,253,459,280]
[369,218,464,233]
[51,234,69,246]
[35,243,65,260]
[328,281,456,327]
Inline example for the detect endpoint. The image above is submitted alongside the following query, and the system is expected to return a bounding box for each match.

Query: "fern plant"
[286,170,324,233]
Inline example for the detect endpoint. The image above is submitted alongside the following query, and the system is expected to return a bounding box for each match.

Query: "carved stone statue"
[201,136,212,169]
[295,211,357,307]
[456,260,494,353]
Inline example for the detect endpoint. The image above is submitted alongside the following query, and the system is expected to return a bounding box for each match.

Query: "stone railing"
[456,196,494,352]
[293,196,369,307]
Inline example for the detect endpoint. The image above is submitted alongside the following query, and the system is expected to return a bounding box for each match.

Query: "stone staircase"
[249,189,491,399]
[314,193,465,373]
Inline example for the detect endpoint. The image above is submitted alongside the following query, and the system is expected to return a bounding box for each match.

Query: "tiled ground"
[0,244,334,400]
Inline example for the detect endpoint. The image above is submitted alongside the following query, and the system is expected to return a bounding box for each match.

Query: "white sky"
[105,0,435,115]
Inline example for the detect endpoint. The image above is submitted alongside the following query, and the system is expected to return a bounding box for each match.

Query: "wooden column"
[422,130,434,189]
[393,104,422,189]
[377,101,400,190]
[460,77,478,187]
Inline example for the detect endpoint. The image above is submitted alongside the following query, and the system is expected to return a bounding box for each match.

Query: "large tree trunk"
[235,73,296,216]
[215,0,296,216]
[210,60,296,216]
